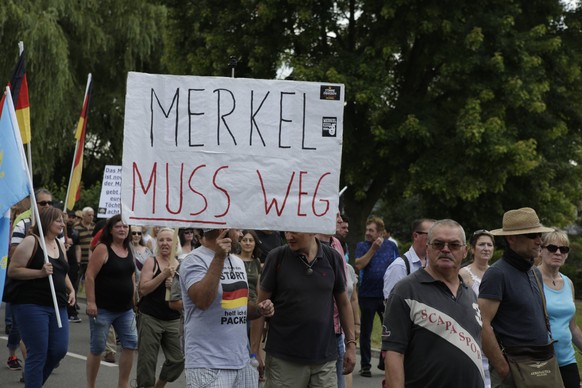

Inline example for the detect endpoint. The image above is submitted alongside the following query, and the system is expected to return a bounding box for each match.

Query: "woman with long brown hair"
[9,207,75,387]
[85,214,137,388]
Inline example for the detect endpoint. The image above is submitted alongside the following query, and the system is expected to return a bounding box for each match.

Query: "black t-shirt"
[382,269,484,388]
[13,238,69,307]
[95,244,135,312]
[260,241,346,364]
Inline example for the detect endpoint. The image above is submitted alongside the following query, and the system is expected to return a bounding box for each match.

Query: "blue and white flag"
[0,89,32,302]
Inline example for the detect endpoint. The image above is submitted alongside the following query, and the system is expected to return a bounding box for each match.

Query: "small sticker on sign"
[322,117,337,137]
[320,85,341,100]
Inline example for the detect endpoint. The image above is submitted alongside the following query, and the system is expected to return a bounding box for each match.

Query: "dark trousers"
[560,363,581,388]
[67,257,79,317]
[359,296,384,369]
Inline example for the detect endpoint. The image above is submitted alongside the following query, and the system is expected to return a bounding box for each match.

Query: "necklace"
[299,255,318,275]
[542,269,561,286]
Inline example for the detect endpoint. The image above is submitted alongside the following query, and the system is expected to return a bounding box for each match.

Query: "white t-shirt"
[180,245,249,369]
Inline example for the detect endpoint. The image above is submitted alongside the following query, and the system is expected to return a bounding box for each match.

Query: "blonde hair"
[541,229,568,247]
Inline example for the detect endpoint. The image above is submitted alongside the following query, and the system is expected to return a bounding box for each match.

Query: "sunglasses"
[524,233,542,240]
[184,230,194,234]
[415,231,428,235]
[543,244,570,254]
[429,241,465,252]
[37,200,53,206]
[131,231,142,236]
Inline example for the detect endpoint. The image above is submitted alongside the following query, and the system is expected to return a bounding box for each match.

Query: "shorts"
[89,307,137,354]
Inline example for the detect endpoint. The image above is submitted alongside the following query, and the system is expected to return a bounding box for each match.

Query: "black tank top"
[139,257,180,321]
[95,244,135,312]
[13,237,69,307]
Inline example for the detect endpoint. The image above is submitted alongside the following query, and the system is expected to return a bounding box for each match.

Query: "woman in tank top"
[460,229,495,388]
[85,214,137,388]
[539,230,582,388]
[8,206,75,387]
[136,228,184,387]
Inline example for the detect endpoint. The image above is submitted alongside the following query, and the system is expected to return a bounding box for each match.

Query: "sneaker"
[359,368,372,377]
[6,356,22,371]
[68,315,82,323]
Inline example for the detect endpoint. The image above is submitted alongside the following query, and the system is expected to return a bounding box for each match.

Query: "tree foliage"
[2,1,582,258]
[162,0,582,258]
[0,0,166,187]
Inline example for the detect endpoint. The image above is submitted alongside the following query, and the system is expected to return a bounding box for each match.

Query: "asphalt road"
[0,302,384,387]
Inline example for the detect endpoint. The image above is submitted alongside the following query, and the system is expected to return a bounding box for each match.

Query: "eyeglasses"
[37,200,53,206]
[132,231,142,236]
[524,233,542,240]
[429,241,465,251]
[543,244,570,254]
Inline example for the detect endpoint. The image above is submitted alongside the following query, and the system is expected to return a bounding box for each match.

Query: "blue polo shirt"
[356,239,399,298]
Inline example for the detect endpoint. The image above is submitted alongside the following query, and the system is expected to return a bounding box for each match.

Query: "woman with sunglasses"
[538,230,582,388]
[177,228,199,261]
[460,229,495,388]
[129,225,153,286]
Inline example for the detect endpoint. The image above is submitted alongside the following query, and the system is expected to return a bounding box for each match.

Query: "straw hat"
[490,207,554,236]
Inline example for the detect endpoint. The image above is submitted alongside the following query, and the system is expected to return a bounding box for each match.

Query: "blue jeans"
[359,297,384,369]
[336,333,345,388]
[7,305,21,351]
[89,308,137,354]
[12,304,69,388]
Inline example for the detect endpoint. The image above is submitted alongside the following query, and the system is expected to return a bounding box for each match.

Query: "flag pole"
[6,87,62,328]
[64,73,92,211]
[18,42,33,184]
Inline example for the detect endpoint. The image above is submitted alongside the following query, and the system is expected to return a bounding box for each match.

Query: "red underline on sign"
[129,217,227,225]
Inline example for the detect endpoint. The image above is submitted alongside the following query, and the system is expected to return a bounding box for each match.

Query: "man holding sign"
[179,228,274,388]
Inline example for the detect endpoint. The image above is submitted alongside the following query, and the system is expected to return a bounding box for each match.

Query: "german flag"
[66,74,92,211]
[221,281,248,309]
[8,44,31,144]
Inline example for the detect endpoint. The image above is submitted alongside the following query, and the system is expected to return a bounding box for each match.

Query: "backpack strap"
[403,255,411,275]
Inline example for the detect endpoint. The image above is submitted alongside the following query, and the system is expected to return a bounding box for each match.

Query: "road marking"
[1,335,117,368]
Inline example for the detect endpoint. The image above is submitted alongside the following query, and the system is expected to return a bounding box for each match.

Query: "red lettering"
[437,316,445,325]
[312,172,331,217]
[297,171,308,216]
[420,309,427,320]
[257,170,295,216]
[187,165,208,216]
[132,162,157,214]
[428,313,437,323]
[166,163,184,214]
[213,166,231,218]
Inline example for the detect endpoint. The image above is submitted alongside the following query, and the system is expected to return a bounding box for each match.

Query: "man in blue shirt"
[355,216,398,377]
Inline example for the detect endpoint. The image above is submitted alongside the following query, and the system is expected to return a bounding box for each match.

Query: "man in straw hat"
[478,207,554,387]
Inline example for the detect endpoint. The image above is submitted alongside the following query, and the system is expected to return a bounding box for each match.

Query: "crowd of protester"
[3,191,582,388]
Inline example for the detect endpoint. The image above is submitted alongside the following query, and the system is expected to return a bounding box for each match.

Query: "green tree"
[162,0,582,259]
[0,0,167,206]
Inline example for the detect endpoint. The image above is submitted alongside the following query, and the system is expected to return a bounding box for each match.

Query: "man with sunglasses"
[479,207,554,387]
[382,219,485,387]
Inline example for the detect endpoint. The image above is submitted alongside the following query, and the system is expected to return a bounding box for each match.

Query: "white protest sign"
[121,72,344,233]
[97,165,122,218]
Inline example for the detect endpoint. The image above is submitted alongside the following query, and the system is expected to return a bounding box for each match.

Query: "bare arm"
[385,351,405,388]
[75,244,82,264]
[568,280,582,351]
[139,256,174,296]
[336,290,356,375]
[187,230,229,310]
[350,283,361,340]
[355,237,383,270]
[85,243,108,318]
[478,297,509,378]
[8,236,51,280]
